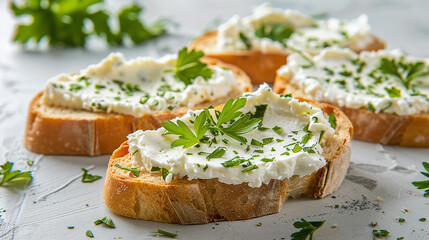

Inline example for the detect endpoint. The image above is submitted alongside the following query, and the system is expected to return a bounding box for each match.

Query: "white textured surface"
[0,0,429,239]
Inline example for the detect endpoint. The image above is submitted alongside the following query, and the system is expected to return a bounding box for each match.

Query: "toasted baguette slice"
[24,58,252,156]
[190,31,385,85]
[103,98,353,224]
[274,74,429,147]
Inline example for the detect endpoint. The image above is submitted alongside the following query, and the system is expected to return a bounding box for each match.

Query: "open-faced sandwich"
[24,48,252,155]
[274,47,429,147]
[103,84,353,224]
[190,3,385,84]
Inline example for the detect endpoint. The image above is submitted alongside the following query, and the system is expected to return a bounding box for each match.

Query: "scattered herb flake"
[291,218,325,240]
[81,168,102,183]
[114,164,140,177]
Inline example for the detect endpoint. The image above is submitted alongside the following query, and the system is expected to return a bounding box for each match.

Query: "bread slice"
[190,31,385,85]
[274,74,429,147]
[103,98,353,224]
[24,58,252,155]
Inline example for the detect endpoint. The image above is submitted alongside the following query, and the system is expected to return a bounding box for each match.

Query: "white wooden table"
[1,0,428,239]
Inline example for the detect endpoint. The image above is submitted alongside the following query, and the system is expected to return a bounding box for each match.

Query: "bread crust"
[103,99,353,224]
[24,58,252,155]
[274,74,429,147]
[189,31,386,85]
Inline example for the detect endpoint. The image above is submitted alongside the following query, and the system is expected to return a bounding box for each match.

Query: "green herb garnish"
[412,162,429,197]
[175,47,213,86]
[251,139,264,147]
[11,1,168,48]
[255,23,294,46]
[384,86,401,98]
[367,102,376,113]
[242,164,258,173]
[206,147,226,160]
[81,168,102,183]
[291,218,325,240]
[292,144,302,153]
[328,113,336,129]
[272,126,283,135]
[0,161,32,187]
[221,156,246,167]
[114,164,140,177]
[239,32,252,50]
[378,57,429,89]
[373,229,390,238]
[94,216,115,228]
[154,229,177,238]
[86,230,94,238]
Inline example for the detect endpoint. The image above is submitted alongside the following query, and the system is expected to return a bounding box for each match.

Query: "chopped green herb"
[323,67,334,76]
[161,168,169,180]
[378,57,429,89]
[251,139,264,147]
[301,133,313,144]
[367,102,376,112]
[255,23,294,46]
[262,137,274,145]
[131,150,139,155]
[261,157,275,162]
[239,32,252,50]
[0,161,32,187]
[398,218,405,223]
[292,144,302,153]
[385,86,401,98]
[81,168,102,183]
[372,229,390,238]
[328,113,337,129]
[69,83,83,92]
[419,218,426,222]
[86,230,94,238]
[254,150,264,153]
[67,226,74,229]
[271,147,276,152]
[281,151,290,156]
[151,167,161,171]
[139,96,149,104]
[94,216,115,228]
[114,164,140,177]
[206,147,226,160]
[412,162,429,197]
[154,229,177,238]
[272,126,283,135]
[276,139,284,142]
[167,106,174,111]
[242,164,258,173]
[95,84,106,89]
[291,218,325,240]
[221,156,246,167]
[203,164,208,172]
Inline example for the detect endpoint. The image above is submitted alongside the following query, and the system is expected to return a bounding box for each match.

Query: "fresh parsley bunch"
[11,0,168,47]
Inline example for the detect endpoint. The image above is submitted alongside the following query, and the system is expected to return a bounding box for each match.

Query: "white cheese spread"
[217,3,374,54]
[128,84,335,187]
[43,53,238,117]
[278,48,429,115]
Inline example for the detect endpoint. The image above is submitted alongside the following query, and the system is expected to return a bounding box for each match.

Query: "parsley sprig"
[175,47,214,86]
[94,216,115,228]
[11,0,168,47]
[291,218,325,240]
[81,168,102,183]
[378,57,429,90]
[161,98,262,148]
[412,161,429,197]
[0,161,33,187]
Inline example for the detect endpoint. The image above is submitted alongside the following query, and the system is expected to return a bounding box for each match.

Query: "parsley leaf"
[94,216,115,228]
[412,162,429,197]
[0,161,32,187]
[114,164,140,177]
[161,111,208,148]
[11,1,168,48]
[272,126,283,135]
[81,168,102,183]
[175,47,213,86]
[216,98,247,127]
[384,86,401,98]
[291,218,325,240]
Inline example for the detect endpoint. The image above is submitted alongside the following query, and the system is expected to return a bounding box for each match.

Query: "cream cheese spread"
[128,84,335,187]
[43,53,238,117]
[217,3,374,54]
[278,48,429,115]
